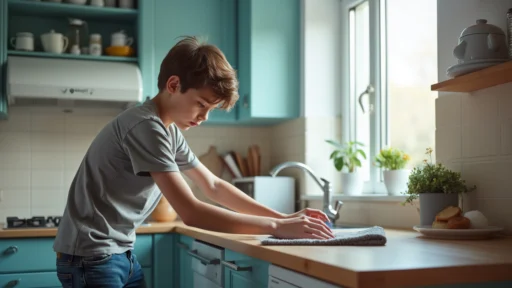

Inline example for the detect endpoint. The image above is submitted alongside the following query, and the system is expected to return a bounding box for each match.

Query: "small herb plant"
[326,140,367,173]
[374,147,410,170]
[402,148,476,206]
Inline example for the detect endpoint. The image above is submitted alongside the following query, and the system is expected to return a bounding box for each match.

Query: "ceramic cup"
[111,30,133,47]
[10,32,34,51]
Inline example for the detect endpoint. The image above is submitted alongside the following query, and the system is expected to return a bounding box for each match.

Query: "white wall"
[436,0,512,234]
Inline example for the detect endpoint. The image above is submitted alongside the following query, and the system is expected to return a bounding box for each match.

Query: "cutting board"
[198,146,224,177]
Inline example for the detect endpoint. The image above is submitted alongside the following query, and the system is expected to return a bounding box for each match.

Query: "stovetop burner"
[5,216,62,229]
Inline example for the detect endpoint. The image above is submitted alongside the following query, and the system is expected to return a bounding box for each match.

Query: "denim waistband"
[56,250,132,264]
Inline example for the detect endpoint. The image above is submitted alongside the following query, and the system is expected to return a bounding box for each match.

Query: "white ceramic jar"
[453,19,509,63]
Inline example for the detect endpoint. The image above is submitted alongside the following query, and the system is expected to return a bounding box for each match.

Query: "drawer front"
[223,249,269,287]
[0,238,56,273]
[133,234,153,267]
[190,240,224,286]
[0,271,61,288]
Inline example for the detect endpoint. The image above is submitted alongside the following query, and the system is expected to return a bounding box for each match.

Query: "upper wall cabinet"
[0,0,7,120]
[139,0,238,125]
[237,0,301,125]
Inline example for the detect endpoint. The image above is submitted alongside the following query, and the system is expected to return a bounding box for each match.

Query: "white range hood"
[7,56,143,105]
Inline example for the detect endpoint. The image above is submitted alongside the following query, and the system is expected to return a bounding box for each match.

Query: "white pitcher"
[41,30,69,54]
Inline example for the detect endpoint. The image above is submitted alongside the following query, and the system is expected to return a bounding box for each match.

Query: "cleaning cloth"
[261,226,387,246]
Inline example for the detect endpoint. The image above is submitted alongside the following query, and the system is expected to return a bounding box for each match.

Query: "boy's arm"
[151,170,334,239]
[182,163,331,222]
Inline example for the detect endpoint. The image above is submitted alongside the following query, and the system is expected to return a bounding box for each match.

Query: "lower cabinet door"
[0,271,61,288]
[142,268,153,288]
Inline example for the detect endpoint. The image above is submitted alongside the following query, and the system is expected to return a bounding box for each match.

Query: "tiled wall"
[436,83,512,234]
[0,105,272,222]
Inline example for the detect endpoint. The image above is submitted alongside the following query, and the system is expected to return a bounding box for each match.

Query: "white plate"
[413,225,504,240]
[446,59,508,78]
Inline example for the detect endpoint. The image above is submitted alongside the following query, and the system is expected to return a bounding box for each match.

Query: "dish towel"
[261,226,387,246]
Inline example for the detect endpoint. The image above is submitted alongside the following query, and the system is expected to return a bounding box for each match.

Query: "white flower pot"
[383,169,411,196]
[341,172,363,195]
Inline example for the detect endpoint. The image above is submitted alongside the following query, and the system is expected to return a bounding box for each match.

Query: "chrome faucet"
[269,161,343,224]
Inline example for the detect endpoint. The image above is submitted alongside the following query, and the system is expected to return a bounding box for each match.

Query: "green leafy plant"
[402,147,476,206]
[326,140,366,173]
[374,147,410,170]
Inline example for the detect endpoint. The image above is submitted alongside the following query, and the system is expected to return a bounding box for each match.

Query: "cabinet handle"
[221,260,252,272]
[3,246,18,255]
[177,242,189,251]
[6,279,20,287]
[187,249,220,265]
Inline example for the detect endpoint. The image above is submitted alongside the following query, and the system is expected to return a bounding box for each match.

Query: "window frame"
[341,0,388,194]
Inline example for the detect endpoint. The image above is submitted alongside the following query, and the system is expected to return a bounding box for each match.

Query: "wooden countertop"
[1,222,512,288]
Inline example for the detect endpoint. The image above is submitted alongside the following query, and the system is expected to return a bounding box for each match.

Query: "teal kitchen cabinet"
[223,249,269,288]
[237,0,301,125]
[175,234,195,288]
[0,0,8,120]
[139,0,238,124]
[0,234,165,288]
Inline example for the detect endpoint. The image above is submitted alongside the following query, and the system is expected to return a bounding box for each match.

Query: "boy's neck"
[151,93,174,128]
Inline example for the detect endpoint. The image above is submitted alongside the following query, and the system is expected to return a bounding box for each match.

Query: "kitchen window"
[341,0,438,194]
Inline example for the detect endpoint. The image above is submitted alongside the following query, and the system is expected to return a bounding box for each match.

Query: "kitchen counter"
[1,221,512,288]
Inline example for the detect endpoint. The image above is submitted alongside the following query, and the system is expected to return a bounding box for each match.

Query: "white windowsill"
[300,194,407,202]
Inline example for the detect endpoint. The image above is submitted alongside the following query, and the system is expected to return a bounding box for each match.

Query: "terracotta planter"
[151,196,177,222]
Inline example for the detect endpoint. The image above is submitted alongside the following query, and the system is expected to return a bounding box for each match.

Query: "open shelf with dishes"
[5,0,139,62]
[431,60,512,92]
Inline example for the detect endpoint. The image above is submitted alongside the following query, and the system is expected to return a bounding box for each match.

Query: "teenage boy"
[53,36,334,287]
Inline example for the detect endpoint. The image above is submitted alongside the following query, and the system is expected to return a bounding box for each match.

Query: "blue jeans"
[56,250,146,287]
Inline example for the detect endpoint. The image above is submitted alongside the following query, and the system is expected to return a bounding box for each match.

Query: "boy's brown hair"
[157,36,239,111]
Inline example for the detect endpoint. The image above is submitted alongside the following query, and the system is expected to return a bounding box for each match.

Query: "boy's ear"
[166,75,180,94]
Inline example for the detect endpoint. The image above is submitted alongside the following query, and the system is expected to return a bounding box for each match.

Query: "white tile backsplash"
[437,83,512,235]
[0,106,273,222]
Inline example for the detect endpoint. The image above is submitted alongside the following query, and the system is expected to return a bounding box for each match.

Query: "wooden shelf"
[8,50,137,63]
[8,0,138,21]
[431,60,512,92]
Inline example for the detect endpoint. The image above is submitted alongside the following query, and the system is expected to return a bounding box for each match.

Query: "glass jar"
[89,33,102,56]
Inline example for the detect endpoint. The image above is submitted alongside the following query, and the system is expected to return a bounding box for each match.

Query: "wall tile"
[0,170,31,189]
[32,152,65,170]
[0,189,30,208]
[31,170,64,189]
[0,132,31,152]
[31,113,65,133]
[462,160,512,199]
[435,94,461,128]
[435,126,462,161]
[31,132,64,152]
[0,152,31,169]
[462,122,499,158]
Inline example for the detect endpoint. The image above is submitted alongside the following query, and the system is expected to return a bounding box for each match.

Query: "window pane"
[349,1,371,181]
[386,0,437,168]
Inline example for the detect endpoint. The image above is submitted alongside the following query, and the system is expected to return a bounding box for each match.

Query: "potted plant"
[402,147,476,226]
[374,147,411,196]
[326,140,366,195]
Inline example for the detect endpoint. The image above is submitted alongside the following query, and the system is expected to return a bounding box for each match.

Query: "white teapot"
[453,19,509,63]
[41,30,68,54]
[111,30,133,47]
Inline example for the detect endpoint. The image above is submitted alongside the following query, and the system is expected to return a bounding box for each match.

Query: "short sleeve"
[172,124,199,171]
[122,120,179,176]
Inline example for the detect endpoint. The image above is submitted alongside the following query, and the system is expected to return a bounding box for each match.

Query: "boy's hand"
[284,208,331,223]
[272,216,335,240]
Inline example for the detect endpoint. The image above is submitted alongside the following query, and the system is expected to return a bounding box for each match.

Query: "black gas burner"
[5,216,62,229]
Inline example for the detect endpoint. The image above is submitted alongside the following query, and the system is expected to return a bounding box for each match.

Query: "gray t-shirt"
[53,99,199,256]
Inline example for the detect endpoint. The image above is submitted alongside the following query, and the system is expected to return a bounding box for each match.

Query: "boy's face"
[164,76,219,130]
